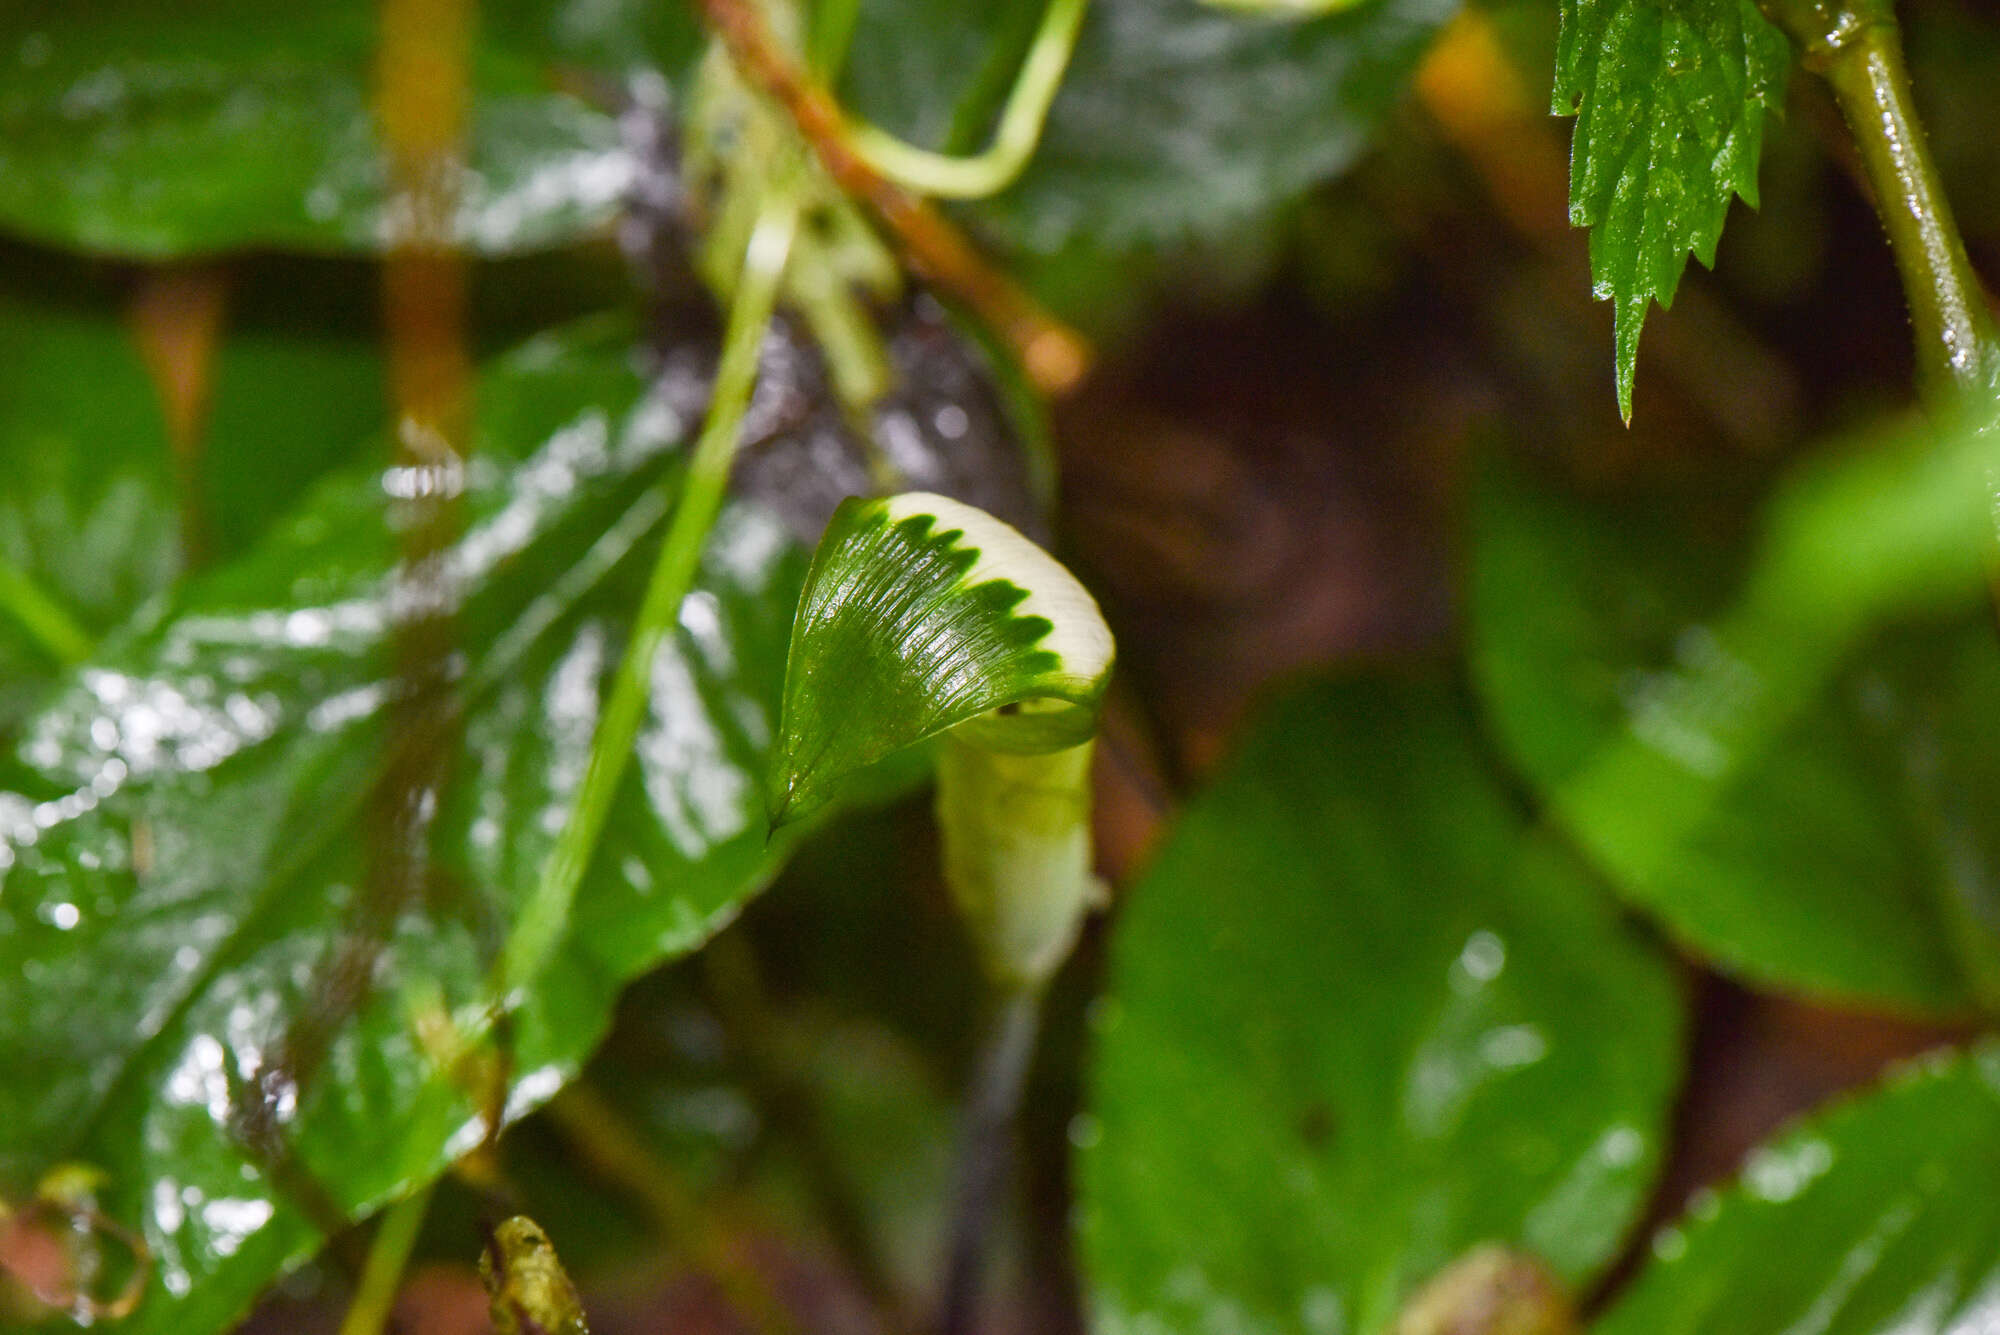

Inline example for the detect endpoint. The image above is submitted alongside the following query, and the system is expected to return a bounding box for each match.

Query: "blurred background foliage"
[1,0,1999,1332]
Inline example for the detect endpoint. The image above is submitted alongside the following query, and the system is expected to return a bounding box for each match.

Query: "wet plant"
[1,0,1998,1332]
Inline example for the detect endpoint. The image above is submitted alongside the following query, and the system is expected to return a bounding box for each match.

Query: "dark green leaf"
[0,319,807,1333]
[1553,0,1791,416]
[1467,442,2000,1013]
[1597,1042,2000,1335]
[842,0,1460,255]
[1000,0,1461,249]
[0,288,178,730]
[0,257,397,740]
[840,0,1038,157]
[1080,674,1682,1335]
[0,0,700,257]
[202,309,385,561]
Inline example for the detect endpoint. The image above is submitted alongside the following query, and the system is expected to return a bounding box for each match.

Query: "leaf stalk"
[336,1185,433,1335]
[844,0,1089,201]
[498,193,800,1002]
[0,555,94,666]
[1761,0,2000,406]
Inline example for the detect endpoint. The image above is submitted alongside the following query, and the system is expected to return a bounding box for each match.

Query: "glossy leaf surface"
[2,0,1453,265]
[0,0,701,257]
[1553,0,1791,415]
[843,0,1461,255]
[1080,674,1682,1335]
[0,287,179,732]
[1598,1042,2000,1335]
[770,492,1111,825]
[1468,440,2000,1014]
[0,263,396,749]
[0,320,805,1334]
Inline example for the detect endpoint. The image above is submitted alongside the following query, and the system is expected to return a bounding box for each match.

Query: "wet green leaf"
[0,286,179,731]
[770,491,1112,826]
[1080,674,1682,1335]
[0,259,392,743]
[202,308,385,561]
[844,0,1460,255]
[0,319,808,1334]
[1467,439,2000,1014]
[0,0,700,257]
[1598,1042,2000,1335]
[1553,0,1791,416]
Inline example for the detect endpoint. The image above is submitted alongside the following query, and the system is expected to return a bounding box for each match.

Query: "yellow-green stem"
[843,0,1088,200]
[0,557,93,666]
[1761,0,1999,406]
[498,194,800,1001]
[336,1186,433,1335]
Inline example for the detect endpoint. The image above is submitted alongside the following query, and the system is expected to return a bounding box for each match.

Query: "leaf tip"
[1613,292,1646,423]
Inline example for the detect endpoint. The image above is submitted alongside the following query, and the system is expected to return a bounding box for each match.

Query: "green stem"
[336,1186,433,1335]
[935,735,1099,989]
[498,194,799,1001]
[0,556,93,666]
[843,0,1088,200]
[1763,0,2000,406]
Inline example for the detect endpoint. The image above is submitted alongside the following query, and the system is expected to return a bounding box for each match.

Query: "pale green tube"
[936,735,1099,989]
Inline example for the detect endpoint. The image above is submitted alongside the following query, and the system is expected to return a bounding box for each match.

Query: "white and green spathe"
[771,491,1114,986]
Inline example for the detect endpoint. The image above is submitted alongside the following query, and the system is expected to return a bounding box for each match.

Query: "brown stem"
[129,263,229,569]
[694,0,1090,396]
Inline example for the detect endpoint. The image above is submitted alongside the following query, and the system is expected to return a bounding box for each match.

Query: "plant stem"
[1759,0,2000,1016]
[694,0,1090,395]
[940,986,1043,1335]
[497,194,799,1002]
[0,556,93,666]
[844,0,1089,201]
[1761,0,2000,407]
[336,1186,433,1335]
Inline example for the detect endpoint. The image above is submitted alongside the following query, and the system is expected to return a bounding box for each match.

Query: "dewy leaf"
[1081,674,1682,1335]
[0,260,389,738]
[1468,424,2000,1014]
[842,0,1461,255]
[1597,1042,2000,1335]
[0,0,702,257]
[0,318,809,1335]
[0,286,179,732]
[769,491,1112,826]
[1553,0,1792,417]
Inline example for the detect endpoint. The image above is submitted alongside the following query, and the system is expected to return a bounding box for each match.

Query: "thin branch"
[940,987,1043,1335]
[336,1187,434,1335]
[694,0,1090,396]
